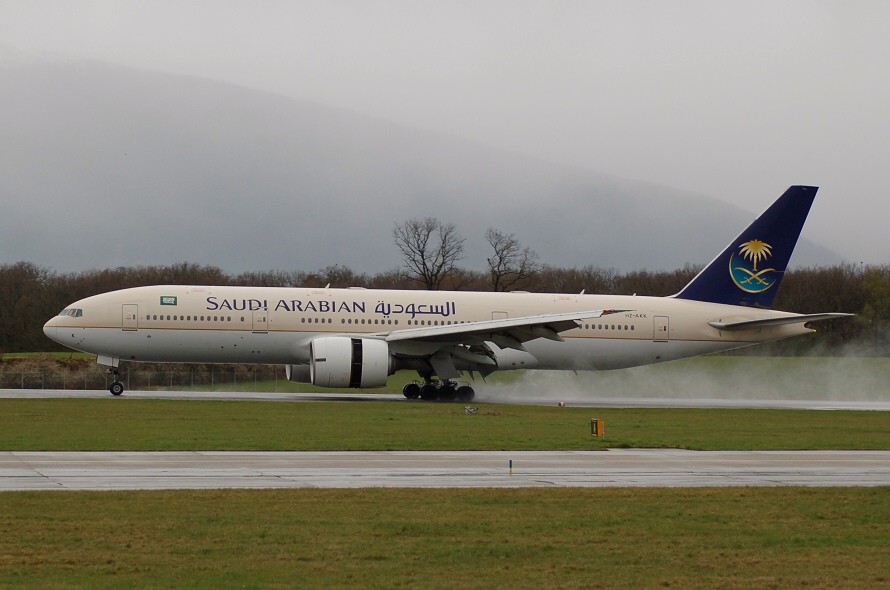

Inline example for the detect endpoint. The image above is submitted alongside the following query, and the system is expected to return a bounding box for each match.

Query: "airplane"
[44,185,850,399]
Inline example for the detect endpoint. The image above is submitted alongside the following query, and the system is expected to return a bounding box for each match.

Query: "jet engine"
[284,364,311,383]
[297,337,391,388]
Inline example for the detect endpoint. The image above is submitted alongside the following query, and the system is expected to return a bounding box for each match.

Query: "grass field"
[0,398,888,451]
[1,487,887,589]
[2,356,888,588]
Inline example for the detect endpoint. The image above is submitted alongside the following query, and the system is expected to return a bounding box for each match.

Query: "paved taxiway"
[2,450,888,490]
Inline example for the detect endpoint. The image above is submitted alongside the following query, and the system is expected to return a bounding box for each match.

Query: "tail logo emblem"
[729,239,776,293]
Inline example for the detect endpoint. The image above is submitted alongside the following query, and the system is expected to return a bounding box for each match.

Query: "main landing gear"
[402,378,475,402]
[108,368,125,396]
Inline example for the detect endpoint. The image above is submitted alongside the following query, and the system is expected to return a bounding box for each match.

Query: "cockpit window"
[58,308,83,317]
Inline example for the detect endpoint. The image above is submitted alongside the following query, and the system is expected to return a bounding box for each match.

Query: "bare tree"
[485,228,541,291]
[393,218,465,290]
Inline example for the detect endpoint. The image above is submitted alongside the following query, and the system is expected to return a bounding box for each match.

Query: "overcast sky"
[2,0,888,265]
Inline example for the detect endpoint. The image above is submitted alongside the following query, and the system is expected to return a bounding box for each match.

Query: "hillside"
[0,60,840,273]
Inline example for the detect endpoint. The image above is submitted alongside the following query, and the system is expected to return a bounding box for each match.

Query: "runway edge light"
[591,418,604,438]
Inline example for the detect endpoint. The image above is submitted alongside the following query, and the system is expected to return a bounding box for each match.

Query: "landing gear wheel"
[109,382,124,396]
[439,382,458,401]
[402,382,421,399]
[456,385,475,402]
[419,383,440,401]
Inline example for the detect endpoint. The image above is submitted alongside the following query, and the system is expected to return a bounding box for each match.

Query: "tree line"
[2,258,886,355]
[1,214,886,355]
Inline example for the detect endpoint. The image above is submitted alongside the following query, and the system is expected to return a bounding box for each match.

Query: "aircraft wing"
[385,309,621,346]
[373,309,624,379]
[708,313,854,331]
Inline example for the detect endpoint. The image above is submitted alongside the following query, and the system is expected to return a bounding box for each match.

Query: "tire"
[419,384,440,401]
[456,385,475,402]
[439,385,457,401]
[109,382,124,396]
[402,382,421,399]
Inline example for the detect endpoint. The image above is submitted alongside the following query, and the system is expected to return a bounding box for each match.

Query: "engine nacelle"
[285,364,311,383]
[309,337,391,388]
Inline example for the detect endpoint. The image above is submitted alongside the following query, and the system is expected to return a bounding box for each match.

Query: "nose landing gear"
[108,368,124,396]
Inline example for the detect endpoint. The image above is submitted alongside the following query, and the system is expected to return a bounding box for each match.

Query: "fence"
[0,365,294,392]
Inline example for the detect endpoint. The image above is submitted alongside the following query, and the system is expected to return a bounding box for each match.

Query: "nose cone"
[43,317,59,343]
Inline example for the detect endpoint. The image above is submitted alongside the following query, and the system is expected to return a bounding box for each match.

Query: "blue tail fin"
[674,185,818,308]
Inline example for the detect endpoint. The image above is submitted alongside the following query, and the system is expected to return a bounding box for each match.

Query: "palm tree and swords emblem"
[729,239,777,293]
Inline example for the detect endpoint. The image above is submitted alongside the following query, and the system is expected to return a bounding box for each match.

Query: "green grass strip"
[1,399,887,451]
[0,487,887,589]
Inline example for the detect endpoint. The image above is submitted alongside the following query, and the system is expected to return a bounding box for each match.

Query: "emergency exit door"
[252,310,268,333]
[653,315,669,342]
[122,304,139,331]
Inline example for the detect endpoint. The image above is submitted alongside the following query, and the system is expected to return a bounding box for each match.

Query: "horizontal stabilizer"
[708,313,853,331]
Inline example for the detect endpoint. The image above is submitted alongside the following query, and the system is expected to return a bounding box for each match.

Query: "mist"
[475,355,890,405]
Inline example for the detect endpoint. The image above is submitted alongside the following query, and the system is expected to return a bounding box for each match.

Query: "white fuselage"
[43,285,812,373]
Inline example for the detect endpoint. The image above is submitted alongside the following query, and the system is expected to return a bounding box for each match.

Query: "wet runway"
[2,389,887,490]
[3,388,889,411]
[2,449,888,490]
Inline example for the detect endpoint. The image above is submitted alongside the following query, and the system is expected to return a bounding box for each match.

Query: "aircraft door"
[122,304,138,331]
[252,310,268,334]
[653,316,669,342]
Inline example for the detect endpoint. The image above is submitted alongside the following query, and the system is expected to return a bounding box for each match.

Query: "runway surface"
[2,450,888,490]
[3,388,889,410]
[2,390,887,490]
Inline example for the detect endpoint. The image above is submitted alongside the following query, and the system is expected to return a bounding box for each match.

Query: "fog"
[3,1,889,269]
